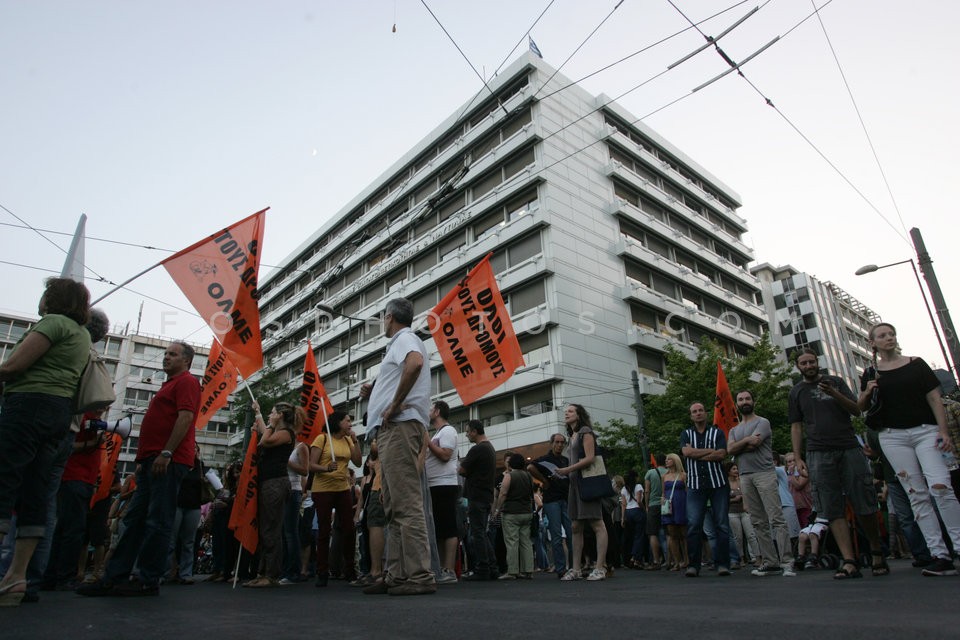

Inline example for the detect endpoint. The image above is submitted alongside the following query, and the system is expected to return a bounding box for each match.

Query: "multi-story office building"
[752,263,879,390]
[0,312,239,476]
[256,53,767,455]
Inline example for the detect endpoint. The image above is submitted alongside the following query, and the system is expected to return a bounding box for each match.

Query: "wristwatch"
[160,450,173,459]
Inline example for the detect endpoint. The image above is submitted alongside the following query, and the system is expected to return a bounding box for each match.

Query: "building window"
[507,279,546,314]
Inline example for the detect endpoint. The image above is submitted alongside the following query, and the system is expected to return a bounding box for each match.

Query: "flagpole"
[90,262,162,305]
[232,548,243,589]
[321,396,335,463]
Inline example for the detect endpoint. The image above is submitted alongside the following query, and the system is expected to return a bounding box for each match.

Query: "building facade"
[256,53,767,454]
[752,263,879,390]
[0,312,239,476]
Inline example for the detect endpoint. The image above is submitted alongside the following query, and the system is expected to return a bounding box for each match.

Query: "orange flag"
[196,340,239,430]
[228,434,260,554]
[298,342,334,445]
[90,433,123,508]
[713,360,740,437]
[429,253,524,405]
[161,209,267,379]
[649,453,658,469]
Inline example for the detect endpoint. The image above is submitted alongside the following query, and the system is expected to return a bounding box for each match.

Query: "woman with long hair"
[661,453,688,571]
[555,404,609,581]
[860,322,960,576]
[245,401,305,587]
[0,278,91,606]
[309,411,362,586]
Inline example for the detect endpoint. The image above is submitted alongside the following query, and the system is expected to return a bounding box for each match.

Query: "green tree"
[224,362,300,455]
[596,332,793,471]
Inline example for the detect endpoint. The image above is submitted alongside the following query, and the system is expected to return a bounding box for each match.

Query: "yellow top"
[310,433,355,493]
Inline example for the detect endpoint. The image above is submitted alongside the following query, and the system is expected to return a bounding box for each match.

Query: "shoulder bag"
[577,432,616,501]
[73,347,116,414]
[661,476,677,516]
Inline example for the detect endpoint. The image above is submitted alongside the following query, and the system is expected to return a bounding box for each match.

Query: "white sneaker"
[782,566,797,577]
[437,568,459,584]
[586,567,607,581]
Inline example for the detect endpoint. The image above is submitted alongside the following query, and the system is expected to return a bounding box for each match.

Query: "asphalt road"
[4,559,955,640]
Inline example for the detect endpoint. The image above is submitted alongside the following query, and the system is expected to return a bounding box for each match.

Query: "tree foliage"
[224,362,300,459]
[597,333,793,476]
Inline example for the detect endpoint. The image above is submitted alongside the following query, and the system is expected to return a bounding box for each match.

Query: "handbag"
[660,476,677,516]
[862,367,882,428]
[578,454,616,501]
[73,347,116,414]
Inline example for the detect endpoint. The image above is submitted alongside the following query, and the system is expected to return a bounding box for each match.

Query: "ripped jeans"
[879,424,960,560]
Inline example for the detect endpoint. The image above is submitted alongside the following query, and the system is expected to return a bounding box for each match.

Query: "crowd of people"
[2,290,959,608]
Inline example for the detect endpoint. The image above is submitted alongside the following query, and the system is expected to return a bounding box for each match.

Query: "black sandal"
[871,557,890,577]
[834,559,863,580]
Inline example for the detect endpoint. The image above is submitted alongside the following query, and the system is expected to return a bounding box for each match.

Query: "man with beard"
[788,348,884,580]
[728,390,793,577]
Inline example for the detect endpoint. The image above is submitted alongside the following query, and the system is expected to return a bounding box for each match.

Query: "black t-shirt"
[788,375,860,451]
[533,452,570,503]
[461,440,496,504]
[860,357,939,429]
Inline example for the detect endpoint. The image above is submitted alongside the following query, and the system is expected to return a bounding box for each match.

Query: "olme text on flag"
[161,209,267,379]
[429,253,524,405]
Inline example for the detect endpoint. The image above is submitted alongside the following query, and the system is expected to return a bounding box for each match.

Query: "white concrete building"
[256,53,766,454]
[752,263,879,390]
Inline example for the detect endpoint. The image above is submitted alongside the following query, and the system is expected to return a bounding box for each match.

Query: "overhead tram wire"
[811,0,910,239]
[420,0,508,116]
[662,0,909,244]
[0,202,116,287]
[531,0,628,100]
[451,0,559,126]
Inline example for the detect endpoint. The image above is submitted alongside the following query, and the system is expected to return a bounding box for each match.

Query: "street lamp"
[855,259,953,379]
[315,303,367,403]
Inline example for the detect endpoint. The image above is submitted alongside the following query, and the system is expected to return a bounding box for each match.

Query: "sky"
[1,0,956,373]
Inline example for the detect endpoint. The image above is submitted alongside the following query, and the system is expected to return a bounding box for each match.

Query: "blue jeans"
[106,458,188,587]
[886,474,932,562]
[46,479,95,584]
[467,501,496,576]
[167,507,201,578]
[542,499,572,573]
[624,507,648,561]
[0,429,73,595]
[0,393,73,536]
[686,486,730,570]
[282,489,302,579]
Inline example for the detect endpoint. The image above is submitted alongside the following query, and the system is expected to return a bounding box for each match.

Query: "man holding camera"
[789,348,883,580]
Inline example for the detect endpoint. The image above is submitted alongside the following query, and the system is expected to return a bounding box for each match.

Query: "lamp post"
[315,304,366,403]
[855,258,954,381]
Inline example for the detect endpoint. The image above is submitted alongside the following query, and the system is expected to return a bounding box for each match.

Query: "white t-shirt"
[621,485,641,510]
[367,328,431,430]
[425,424,459,487]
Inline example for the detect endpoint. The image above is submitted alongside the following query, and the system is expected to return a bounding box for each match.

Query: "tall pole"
[910,227,960,381]
[632,370,650,474]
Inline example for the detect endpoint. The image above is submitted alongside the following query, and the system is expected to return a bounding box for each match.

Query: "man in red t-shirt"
[78,341,200,597]
[43,411,104,589]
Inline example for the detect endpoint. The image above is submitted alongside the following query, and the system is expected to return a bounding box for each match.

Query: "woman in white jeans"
[860,322,960,576]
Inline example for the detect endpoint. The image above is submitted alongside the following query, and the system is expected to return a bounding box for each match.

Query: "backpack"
[73,347,116,414]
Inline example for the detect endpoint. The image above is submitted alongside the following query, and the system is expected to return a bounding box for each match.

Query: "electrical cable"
[810,0,909,239]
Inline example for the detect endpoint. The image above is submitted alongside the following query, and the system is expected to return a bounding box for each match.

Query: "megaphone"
[87,417,132,438]
[205,468,223,492]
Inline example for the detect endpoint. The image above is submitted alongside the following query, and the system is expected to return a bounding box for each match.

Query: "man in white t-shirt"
[359,298,435,596]
[426,400,460,584]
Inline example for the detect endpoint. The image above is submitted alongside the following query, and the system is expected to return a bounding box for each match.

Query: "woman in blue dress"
[661,453,688,571]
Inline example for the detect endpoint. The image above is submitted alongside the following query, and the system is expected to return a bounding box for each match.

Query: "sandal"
[834,560,863,580]
[871,557,890,577]
[560,569,582,581]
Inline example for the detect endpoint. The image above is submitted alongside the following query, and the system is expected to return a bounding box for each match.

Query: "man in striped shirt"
[680,402,731,577]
